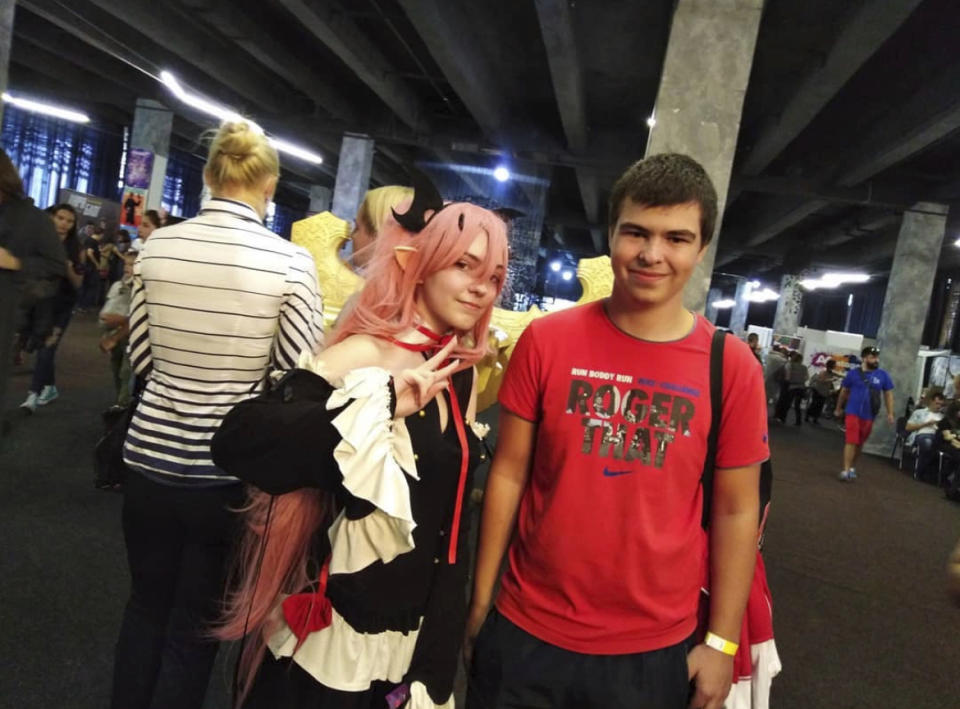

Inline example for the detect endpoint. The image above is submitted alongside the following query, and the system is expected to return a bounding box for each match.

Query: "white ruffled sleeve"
[297,354,420,575]
[409,681,454,709]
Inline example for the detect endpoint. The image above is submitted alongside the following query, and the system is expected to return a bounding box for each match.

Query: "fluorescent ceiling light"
[747,287,780,303]
[712,299,737,309]
[2,92,89,123]
[159,71,322,165]
[800,272,870,290]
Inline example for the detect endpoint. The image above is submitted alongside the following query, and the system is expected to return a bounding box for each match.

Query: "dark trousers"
[466,608,694,709]
[776,387,804,424]
[111,471,244,709]
[30,307,72,393]
[915,434,937,482]
[0,281,20,423]
[806,391,826,422]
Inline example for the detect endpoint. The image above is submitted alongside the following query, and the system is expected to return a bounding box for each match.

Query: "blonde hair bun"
[204,120,279,192]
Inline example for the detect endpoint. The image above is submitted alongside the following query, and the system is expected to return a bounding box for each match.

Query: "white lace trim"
[296,354,418,574]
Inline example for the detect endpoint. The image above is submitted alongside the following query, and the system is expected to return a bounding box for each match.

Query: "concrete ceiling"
[6,0,960,272]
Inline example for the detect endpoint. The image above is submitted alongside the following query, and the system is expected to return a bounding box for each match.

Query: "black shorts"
[467,608,695,709]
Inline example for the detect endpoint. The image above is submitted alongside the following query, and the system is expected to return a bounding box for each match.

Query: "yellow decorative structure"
[292,211,614,411]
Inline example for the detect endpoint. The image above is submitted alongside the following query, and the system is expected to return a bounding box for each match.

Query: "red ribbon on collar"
[282,560,332,649]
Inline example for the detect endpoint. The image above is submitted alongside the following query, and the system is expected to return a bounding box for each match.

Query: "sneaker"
[848,468,857,481]
[37,385,59,406]
[19,391,38,414]
[838,470,850,481]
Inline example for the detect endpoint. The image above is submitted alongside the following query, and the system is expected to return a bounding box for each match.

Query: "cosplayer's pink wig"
[333,202,509,357]
[217,202,509,705]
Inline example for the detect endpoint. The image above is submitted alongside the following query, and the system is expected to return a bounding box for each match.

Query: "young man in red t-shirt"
[465,154,769,709]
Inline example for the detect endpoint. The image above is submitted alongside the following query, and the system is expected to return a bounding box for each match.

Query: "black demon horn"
[392,166,445,233]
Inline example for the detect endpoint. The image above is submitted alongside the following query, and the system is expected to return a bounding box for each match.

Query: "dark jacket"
[0,197,64,285]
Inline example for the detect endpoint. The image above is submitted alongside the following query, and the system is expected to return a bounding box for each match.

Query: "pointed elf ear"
[394,245,417,272]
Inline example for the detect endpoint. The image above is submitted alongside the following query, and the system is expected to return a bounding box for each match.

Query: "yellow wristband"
[704,632,739,656]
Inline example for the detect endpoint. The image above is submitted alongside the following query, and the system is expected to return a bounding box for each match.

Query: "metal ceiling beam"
[397,0,510,143]
[740,0,924,177]
[276,0,424,130]
[177,0,355,121]
[83,0,303,114]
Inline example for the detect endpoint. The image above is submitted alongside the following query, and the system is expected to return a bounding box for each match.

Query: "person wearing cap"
[833,346,894,481]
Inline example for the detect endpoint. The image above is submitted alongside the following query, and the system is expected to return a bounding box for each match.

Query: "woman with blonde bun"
[110,120,324,709]
[349,185,414,270]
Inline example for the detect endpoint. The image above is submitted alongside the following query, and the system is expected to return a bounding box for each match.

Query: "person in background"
[109,119,323,709]
[943,372,960,401]
[130,210,161,253]
[905,392,945,483]
[0,149,64,431]
[99,255,135,408]
[19,204,84,413]
[776,351,809,425]
[834,346,895,482]
[349,185,413,270]
[103,229,132,284]
[763,344,788,406]
[806,359,837,424]
[78,222,105,310]
[746,332,762,364]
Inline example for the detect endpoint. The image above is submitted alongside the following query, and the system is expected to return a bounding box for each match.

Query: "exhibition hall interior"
[1,1,959,708]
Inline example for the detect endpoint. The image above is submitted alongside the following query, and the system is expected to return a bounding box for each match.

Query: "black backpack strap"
[701,329,727,529]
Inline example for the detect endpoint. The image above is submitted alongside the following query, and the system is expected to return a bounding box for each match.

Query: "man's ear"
[394,245,417,271]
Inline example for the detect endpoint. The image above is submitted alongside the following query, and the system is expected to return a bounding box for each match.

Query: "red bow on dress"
[282,560,332,650]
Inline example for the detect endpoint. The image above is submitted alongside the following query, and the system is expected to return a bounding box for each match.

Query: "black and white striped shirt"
[123,198,324,486]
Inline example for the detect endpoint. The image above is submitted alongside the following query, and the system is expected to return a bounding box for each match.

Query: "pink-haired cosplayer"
[211,191,509,709]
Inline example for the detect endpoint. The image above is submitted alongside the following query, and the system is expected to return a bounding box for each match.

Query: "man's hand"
[393,337,460,419]
[887,412,895,426]
[687,644,734,709]
[0,246,21,271]
[834,408,843,419]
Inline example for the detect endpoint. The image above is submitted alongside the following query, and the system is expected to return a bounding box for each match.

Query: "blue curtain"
[1,104,123,206]
[162,147,205,218]
[800,279,887,337]
[267,202,305,240]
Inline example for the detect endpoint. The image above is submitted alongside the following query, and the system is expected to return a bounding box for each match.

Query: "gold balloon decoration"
[292,211,614,411]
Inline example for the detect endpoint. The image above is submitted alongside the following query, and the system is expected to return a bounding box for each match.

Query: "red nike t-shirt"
[496,301,769,654]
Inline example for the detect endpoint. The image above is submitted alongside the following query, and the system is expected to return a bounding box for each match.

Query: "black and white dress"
[212,355,487,708]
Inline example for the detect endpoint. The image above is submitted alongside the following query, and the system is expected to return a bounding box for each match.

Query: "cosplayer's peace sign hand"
[394,337,460,419]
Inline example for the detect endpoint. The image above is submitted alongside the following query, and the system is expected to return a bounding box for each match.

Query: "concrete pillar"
[772,275,803,335]
[130,99,173,210]
[705,287,722,324]
[645,0,763,313]
[938,276,960,349]
[309,185,332,215]
[729,278,751,336]
[0,0,14,125]
[864,202,948,455]
[331,134,374,221]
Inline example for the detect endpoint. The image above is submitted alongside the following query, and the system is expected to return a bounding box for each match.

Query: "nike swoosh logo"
[603,468,634,477]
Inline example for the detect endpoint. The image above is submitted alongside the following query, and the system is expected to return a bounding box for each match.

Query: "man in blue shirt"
[833,347,895,481]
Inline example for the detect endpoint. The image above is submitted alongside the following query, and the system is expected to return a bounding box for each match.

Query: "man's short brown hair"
[607,154,718,247]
